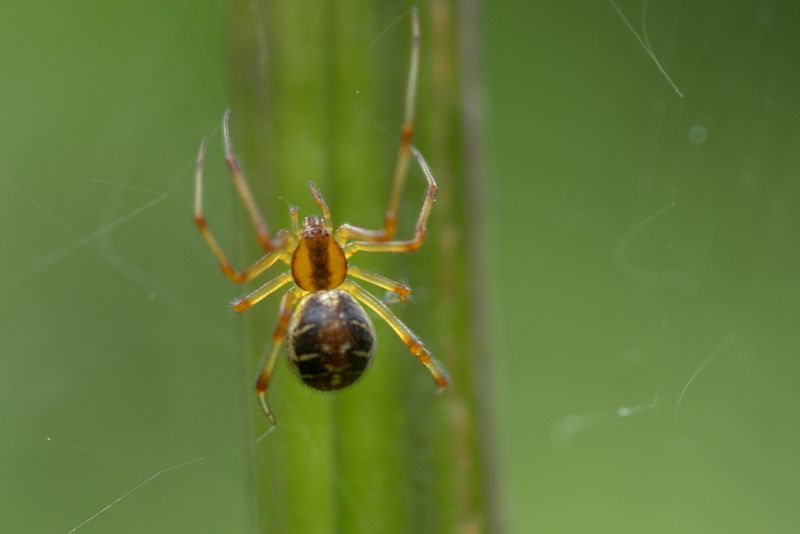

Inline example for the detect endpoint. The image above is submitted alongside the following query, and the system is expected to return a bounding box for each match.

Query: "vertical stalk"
[326,3,411,532]
[227,1,499,532]
[229,3,335,534]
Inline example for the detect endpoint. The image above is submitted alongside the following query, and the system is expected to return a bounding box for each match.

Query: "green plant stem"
[228,2,498,532]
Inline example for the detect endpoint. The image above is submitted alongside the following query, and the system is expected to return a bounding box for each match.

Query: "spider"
[193,7,448,425]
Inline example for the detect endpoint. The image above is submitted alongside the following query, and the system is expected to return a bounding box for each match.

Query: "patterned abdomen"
[286,290,376,391]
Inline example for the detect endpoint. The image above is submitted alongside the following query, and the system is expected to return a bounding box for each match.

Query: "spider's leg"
[222,110,284,251]
[231,272,294,312]
[347,265,411,302]
[289,205,300,236]
[194,139,290,283]
[342,147,437,257]
[344,281,449,390]
[255,288,303,425]
[337,7,421,242]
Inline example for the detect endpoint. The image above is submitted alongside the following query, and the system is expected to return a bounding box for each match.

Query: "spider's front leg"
[194,139,289,283]
[341,147,437,257]
[337,7,422,242]
[221,110,284,252]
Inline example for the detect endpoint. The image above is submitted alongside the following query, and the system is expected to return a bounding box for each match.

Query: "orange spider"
[193,7,448,425]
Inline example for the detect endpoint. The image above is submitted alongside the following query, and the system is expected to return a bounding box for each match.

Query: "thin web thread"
[607,0,685,98]
[65,428,275,533]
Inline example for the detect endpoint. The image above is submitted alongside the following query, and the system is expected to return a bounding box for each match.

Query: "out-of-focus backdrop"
[1,1,798,532]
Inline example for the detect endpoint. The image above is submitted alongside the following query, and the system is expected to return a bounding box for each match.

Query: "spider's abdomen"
[286,290,375,391]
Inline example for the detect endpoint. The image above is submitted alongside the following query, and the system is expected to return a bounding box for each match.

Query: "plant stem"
[227,2,499,532]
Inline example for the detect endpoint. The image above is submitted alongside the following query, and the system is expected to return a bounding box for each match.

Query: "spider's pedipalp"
[308,182,333,228]
[289,205,301,235]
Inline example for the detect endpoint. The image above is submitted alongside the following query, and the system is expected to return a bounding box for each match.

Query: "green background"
[1,1,799,532]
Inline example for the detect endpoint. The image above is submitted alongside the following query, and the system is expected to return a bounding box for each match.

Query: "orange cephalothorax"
[291,215,347,291]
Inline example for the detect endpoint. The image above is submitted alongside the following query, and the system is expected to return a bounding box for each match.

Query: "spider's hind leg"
[347,265,411,303]
[344,281,449,390]
[254,288,303,425]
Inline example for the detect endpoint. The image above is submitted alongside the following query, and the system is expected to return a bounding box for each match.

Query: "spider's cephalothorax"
[193,7,449,425]
[291,215,347,292]
[287,290,376,391]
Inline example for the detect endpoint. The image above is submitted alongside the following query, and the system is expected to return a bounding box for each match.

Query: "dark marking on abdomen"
[286,290,376,391]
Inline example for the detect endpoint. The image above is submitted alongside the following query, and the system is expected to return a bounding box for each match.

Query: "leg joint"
[401,125,415,145]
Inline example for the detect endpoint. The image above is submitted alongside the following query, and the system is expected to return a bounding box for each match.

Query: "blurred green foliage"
[487,1,800,532]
